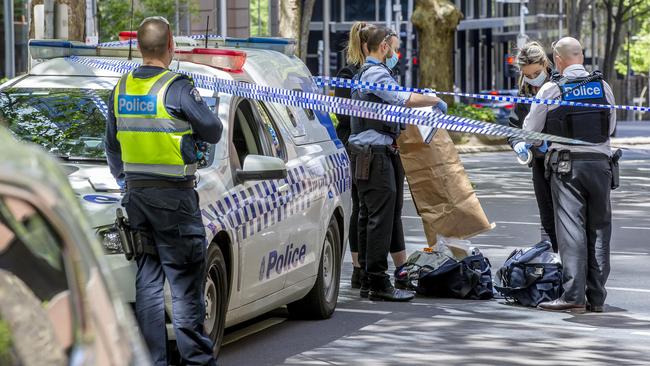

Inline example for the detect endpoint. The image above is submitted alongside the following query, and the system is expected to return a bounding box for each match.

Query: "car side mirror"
[236,155,288,182]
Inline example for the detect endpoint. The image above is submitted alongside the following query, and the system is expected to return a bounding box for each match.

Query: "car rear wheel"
[204,245,228,356]
[288,217,341,319]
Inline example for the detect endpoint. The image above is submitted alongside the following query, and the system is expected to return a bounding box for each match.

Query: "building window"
[345,0,377,22]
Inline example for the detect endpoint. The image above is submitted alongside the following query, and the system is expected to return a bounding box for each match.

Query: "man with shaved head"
[105,16,221,365]
[523,37,617,313]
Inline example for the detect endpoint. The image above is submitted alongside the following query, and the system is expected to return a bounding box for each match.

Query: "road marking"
[621,226,650,230]
[608,287,650,293]
[496,221,539,225]
[611,251,650,255]
[631,331,650,337]
[336,308,392,315]
[431,315,598,332]
[222,317,286,346]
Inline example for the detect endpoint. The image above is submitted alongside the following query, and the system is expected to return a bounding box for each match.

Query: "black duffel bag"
[494,241,563,307]
[404,249,493,300]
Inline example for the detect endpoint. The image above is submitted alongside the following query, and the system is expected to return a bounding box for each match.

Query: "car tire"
[0,269,66,366]
[288,217,341,319]
[204,244,229,357]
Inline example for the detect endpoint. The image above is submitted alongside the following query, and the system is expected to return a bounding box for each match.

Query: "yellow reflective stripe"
[123,162,197,177]
[117,117,191,133]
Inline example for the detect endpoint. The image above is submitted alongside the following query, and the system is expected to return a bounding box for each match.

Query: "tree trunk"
[299,0,316,62]
[279,0,314,60]
[29,0,86,41]
[568,0,591,40]
[603,2,615,78]
[411,0,462,101]
[398,0,494,244]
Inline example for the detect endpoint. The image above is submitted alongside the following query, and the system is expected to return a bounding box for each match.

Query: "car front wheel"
[288,217,341,319]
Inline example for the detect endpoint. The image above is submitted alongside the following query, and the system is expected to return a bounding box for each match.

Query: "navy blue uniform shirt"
[105,66,223,182]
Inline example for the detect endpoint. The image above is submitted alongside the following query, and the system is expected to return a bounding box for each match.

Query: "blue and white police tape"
[314,75,650,113]
[66,55,591,145]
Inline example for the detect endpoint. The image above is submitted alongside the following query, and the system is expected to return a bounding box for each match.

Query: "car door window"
[232,99,286,166]
[252,100,286,161]
[0,195,72,362]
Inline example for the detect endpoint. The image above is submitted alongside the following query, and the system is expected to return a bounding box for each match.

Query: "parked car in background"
[467,89,519,125]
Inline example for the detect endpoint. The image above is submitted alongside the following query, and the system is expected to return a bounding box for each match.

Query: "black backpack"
[494,241,563,307]
[405,250,493,300]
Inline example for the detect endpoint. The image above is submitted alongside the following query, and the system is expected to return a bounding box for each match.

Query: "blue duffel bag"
[494,241,563,307]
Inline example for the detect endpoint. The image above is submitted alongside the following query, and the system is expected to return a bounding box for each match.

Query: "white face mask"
[523,69,547,87]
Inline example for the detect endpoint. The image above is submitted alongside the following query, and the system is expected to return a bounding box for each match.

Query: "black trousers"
[348,154,405,255]
[123,187,216,366]
[355,150,405,289]
[550,158,612,307]
[531,157,558,252]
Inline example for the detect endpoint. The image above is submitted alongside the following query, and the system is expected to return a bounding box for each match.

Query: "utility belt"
[115,208,157,261]
[348,143,399,181]
[126,178,196,190]
[544,149,622,190]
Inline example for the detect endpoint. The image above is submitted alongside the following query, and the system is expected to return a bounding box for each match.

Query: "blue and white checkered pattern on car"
[201,151,350,241]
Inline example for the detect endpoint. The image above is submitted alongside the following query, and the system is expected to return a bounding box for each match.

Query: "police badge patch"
[190,88,204,103]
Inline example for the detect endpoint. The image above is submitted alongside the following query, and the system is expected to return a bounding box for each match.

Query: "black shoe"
[351,267,362,289]
[394,266,410,290]
[360,286,369,298]
[586,303,604,313]
[369,285,415,302]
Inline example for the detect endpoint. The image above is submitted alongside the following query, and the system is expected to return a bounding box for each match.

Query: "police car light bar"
[224,37,296,56]
[175,48,246,73]
[119,31,137,42]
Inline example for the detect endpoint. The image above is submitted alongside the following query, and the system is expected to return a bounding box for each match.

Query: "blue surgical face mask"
[385,52,399,69]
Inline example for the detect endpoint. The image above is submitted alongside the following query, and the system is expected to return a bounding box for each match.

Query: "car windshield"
[0,88,111,161]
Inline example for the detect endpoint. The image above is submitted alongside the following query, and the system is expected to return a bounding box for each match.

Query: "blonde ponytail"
[346,22,370,66]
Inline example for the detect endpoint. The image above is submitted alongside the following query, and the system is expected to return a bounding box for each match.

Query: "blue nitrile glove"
[435,100,448,114]
[116,178,126,192]
[514,141,531,155]
[535,140,549,153]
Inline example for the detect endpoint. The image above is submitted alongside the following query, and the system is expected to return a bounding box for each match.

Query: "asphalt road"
[220,141,650,365]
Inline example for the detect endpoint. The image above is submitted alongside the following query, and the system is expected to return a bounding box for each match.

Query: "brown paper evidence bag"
[397,126,495,246]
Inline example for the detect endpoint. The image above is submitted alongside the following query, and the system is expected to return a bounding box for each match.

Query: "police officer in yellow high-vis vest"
[105,17,222,366]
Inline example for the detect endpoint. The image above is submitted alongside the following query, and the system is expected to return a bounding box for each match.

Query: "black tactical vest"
[546,72,611,144]
[350,63,401,141]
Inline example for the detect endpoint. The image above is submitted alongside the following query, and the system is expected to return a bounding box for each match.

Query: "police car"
[0,36,351,354]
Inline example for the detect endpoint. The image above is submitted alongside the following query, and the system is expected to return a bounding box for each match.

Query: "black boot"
[369,277,414,302]
[351,267,362,289]
[359,271,370,298]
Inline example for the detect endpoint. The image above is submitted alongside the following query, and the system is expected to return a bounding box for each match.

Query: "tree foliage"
[251,0,270,36]
[600,0,650,78]
[98,0,191,42]
[615,22,650,76]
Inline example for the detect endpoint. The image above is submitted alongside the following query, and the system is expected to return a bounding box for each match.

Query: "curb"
[456,137,650,154]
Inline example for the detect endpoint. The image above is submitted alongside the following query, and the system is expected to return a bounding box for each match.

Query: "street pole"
[219,0,227,36]
[3,0,15,78]
[405,0,414,88]
[591,3,596,70]
[558,0,563,38]
[385,0,392,28]
[517,0,529,49]
[626,25,632,120]
[323,0,330,77]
